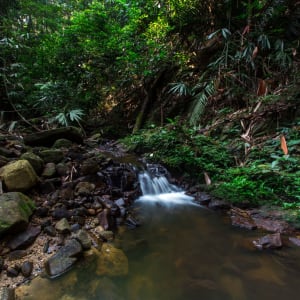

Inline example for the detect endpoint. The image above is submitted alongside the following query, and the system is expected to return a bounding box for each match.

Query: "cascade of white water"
[137,171,195,205]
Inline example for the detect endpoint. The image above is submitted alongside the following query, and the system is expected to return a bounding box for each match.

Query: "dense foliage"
[1,1,300,211]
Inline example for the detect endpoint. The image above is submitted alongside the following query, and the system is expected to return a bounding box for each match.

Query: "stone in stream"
[8,250,27,261]
[253,232,282,250]
[96,243,128,276]
[52,138,73,149]
[73,229,92,250]
[0,160,38,192]
[0,287,15,300]
[44,239,83,277]
[6,266,19,277]
[0,192,35,236]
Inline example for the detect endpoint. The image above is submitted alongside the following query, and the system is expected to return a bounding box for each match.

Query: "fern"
[168,82,190,96]
[189,80,215,127]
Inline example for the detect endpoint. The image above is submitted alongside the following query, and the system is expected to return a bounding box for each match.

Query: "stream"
[17,170,300,300]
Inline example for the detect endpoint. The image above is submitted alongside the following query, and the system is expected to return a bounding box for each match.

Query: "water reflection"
[17,203,300,300]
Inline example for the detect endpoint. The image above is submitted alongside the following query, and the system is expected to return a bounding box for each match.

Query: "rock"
[44,225,56,237]
[44,239,83,277]
[73,229,91,250]
[98,231,114,242]
[52,207,71,220]
[23,127,83,147]
[0,257,4,271]
[97,209,111,230]
[41,163,56,178]
[74,182,95,196]
[6,267,19,277]
[35,207,49,218]
[52,139,73,149]
[0,160,38,192]
[20,152,44,175]
[288,236,300,246]
[96,243,128,276]
[0,287,15,300]
[0,147,15,158]
[230,208,257,230]
[21,261,33,277]
[0,192,35,236]
[252,217,289,233]
[39,150,64,164]
[56,163,68,176]
[7,226,41,250]
[253,232,282,250]
[208,199,230,210]
[0,155,10,168]
[55,218,71,234]
[8,250,27,261]
[80,158,99,176]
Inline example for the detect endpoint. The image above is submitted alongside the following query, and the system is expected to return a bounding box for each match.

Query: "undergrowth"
[122,122,300,208]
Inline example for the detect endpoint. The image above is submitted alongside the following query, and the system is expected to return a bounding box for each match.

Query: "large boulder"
[0,192,35,236]
[0,160,38,192]
[96,243,128,276]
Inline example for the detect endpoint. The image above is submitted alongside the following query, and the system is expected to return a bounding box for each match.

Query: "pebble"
[21,261,33,278]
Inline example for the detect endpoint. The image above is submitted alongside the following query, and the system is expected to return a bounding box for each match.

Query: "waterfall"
[137,169,195,206]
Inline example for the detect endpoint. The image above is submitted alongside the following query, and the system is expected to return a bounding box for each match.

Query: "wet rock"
[230,208,257,230]
[41,163,56,178]
[74,182,95,196]
[21,261,33,277]
[96,243,128,276]
[44,239,83,277]
[55,218,71,234]
[253,232,282,250]
[20,152,44,175]
[208,199,230,210]
[52,139,73,149]
[0,192,35,236]
[39,149,64,164]
[8,250,27,261]
[98,231,114,242]
[59,186,74,200]
[73,229,91,250]
[23,127,83,147]
[70,223,81,232]
[97,209,111,230]
[0,160,38,192]
[7,225,41,250]
[0,287,15,300]
[0,147,15,158]
[195,192,211,206]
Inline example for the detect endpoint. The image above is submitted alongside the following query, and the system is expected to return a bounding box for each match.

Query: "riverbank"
[0,127,300,298]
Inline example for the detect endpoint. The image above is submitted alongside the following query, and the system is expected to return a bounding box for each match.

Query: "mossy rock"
[21,152,44,175]
[0,192,35,236]
[0,160,38,192]
[39,149,64,164]
[52,139,73,149]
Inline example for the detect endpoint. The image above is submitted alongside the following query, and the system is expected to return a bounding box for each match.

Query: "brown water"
[17,201,300,300]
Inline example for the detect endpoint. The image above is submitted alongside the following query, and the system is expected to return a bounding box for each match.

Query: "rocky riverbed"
[1,127,300,299]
